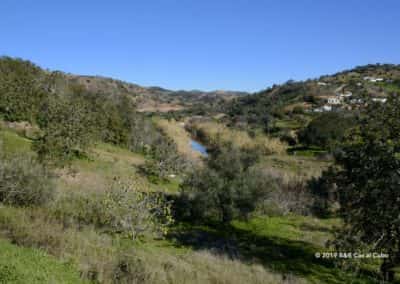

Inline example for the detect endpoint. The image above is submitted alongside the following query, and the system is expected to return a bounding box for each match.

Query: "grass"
[190,121,287,155]
[57,142,148,194]
[0,238,85,283]
[170,216,381,284]
[275,119,303,130]
[0,205,302,284]
[287,146,328,158]
[134,242,304,284]
[0,129,32,155]
[154,117,202,161]
[0,205,124,283]
[376,82,400,94]
[230,216,377,284]
[0,124,178,195]
[260,154,330,182]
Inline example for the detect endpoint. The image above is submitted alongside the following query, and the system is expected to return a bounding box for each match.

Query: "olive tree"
[333,95,400,281]
[181,142,272,223]
[34,94,96,166]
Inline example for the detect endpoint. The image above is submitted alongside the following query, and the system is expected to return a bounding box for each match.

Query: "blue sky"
[1,0,399,92]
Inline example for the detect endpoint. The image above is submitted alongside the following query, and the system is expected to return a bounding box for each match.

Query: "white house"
[363,76,384,83]
[314,105,332,112]
[372,98,387,103]
[327,96,342,105]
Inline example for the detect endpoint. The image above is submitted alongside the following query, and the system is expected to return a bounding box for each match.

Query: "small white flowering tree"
[102,180,174,240]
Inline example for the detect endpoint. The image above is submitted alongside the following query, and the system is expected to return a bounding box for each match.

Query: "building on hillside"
[350,98,364,104]
[313,105,332,112]
[372,97,387,103]
[339,91,353,98]
[363,76,384,83]
[327,96,342,105]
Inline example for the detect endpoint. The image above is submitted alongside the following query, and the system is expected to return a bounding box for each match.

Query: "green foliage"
[298,112,356,149]
[181,143,272,223]
[0,129,32,155]
[138,160,167,183]
[34,94,96,165]
[0,154,54,207]
[333,95,400,281]
[0,58,180,170]
[0,239,85,284]
[308,167,338,217]
[52,181,174,240]
[102,182,174,240]
[0,57,49,122]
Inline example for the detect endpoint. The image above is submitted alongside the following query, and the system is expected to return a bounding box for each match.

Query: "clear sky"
[1,0,399,92]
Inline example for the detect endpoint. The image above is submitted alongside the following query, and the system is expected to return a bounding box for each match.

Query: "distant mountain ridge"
[52,73,248,112]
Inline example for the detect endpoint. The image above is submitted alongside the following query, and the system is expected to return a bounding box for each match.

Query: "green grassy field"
[0,129,32,155]
[0,124,179,195]
[260,153,330,181]
[0,238,85,284]
[170,216,382,284]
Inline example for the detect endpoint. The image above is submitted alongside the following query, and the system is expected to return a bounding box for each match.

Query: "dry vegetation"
[155,118,202,161]
[189,121,287,155]
[0,205,305,284]
[56,143,147,194]
[137,102,185,113]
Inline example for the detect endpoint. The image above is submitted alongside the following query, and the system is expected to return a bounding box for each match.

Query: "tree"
[333,95,400,281]
[0,153,54,206]
[181,142,271,223]
[298,112,355,149]
[308,167,338,216]
[0,57,49,122]
[34,94,96,166]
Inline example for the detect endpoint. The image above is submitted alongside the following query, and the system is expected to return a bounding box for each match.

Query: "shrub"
[308,167,339,217]
[297,112,355,150]
[137,160,167,183]
[256,176,313,216]
[52,181,174,240]
[102,182,174,240]
[0,155,54,206]
[180,143,273,223]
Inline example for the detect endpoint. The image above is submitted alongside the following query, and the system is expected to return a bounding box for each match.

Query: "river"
[190,139,208,156]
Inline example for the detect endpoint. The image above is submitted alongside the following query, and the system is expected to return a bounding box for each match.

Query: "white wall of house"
[328,97,341,105]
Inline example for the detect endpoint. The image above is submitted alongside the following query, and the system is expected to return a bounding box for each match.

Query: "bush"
[298,112,355,150]
[102,182,174,240]
[137,160,167,183]
[256,177,313,216]
[180,143,273,223]
[308,167,338,217]
[52,181,174,240]
[0,155,54,206]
